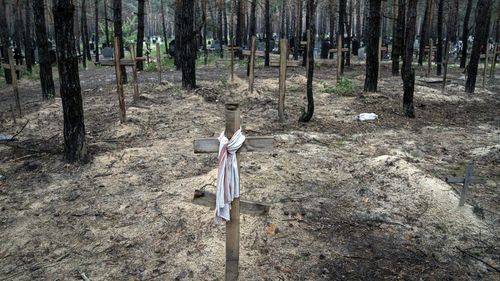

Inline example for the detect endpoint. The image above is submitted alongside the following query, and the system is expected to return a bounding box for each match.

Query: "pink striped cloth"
[215,128,246,223]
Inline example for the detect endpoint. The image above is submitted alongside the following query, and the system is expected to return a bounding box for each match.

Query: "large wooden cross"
[1,48,25,116]
[446,162,485,206]
[100,37,145,122]
[192,102,273,280]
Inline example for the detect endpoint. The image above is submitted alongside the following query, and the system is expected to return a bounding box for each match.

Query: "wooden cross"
[192,102,273,281]
[226,44,239,82]
[1,48,24,117]
[248,36,256,93]
[99,37,145,122]
[156,42,162,83]
[425,39,436,77]
[278,39,287,123]
[446,162,485,207]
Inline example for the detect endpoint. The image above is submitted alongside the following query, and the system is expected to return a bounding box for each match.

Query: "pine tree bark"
[33,0,55,100]
[402,0,418,118]
[53,0,87,162]
[161,0,168,55]
[24,0,35,72]
[81,0,92,61]
[218,0,224,58]
[460,0,473,68]
[363,0,381,92]
[81,0,88,68]
[299,0,316,122]
[294,0,302,60]
[339,0,346,73]
[104,0,110,46]
[418,0,431,66]
[391,0,404,76]
[223,0,228,45]
[346,0,353,66]
[247,0,256,75]
[178,0,196,89]
[136,0,145,71]
[355,0,361,42]
[113,0,127,83]
[0,0,12,84]
[95,0,99,63]
[329,0,336,59]
[465,0,492,93]
[265,0,271,66]
[436,0,443,75]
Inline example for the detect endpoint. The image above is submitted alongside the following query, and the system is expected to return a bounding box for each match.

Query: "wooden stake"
[337,34,342,81]
[156,42,162,83]
[427,38,433,77]
[490,43,497,78]
[249,36,256,92]
[10,104,16,124]
[224,102,241,281]
[442,41,450,93]
[7,48,22,117]
[483,43,489,87]
[113,37,126,123]
[278,39,287,123]
[129,45,140,102]
[378,36,382,82]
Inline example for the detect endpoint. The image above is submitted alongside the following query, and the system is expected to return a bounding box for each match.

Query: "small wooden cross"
[446,161,485,206]
[99,37,145,122]
[192,102,273,281]
[1,48,25,116]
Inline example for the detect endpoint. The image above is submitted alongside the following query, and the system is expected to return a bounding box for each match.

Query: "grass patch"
[321,78,355,96]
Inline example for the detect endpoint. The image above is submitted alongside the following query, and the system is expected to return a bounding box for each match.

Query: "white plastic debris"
[0,134,14,141]
[358,113,378,121]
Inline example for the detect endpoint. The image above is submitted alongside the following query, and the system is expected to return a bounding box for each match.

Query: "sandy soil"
[0,57,499,281]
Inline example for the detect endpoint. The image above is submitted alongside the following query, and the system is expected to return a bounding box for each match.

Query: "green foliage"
[321,78,354,96]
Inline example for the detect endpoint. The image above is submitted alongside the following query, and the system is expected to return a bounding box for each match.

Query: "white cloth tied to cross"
[215,128,246,223]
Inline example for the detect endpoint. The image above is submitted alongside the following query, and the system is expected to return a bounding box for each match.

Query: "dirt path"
[0,60,499,280]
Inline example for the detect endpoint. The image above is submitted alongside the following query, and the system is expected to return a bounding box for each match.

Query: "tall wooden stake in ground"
[53,0,87,162]
[278,39,287,122]
[402,0,417,118]
[363,0,382,92]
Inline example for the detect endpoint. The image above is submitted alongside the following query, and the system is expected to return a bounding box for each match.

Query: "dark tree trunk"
[178,0,196,89]
[113,0,127,83]
[0,0,12,84]
[465,0,492,93]
[81,0,88,68]
[363,0,381,92]
[281,0,286,38]
[418,0,431,65]
[24,0,35,72]
[53,0,87,162]
[218,0,224,58]
[436,0,443,75]
[294,0,302,60]
[104,0,110,46]
[339,0,346,72]
[174,0,181,70]
[402,0,417,118]
[391,0,404,76]
[460,0,473,68]
[346,0,353,66]
[33,0,55,100]
[236,0,245,58]
[136,0,145,71]
[299,0,316,122]
[247,0,256,75]
[82,0,92,61]
[95,0,99,63]
[161,0,168,55]
[223,0,228,45]
[329,0,336,59]
[265,0,271,66]
[201,0,208,64]
[302,0,310,66]
[355,0,361,42]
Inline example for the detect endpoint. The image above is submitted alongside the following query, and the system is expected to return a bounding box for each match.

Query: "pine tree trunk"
[104,0,110,46]
[24,0,34,72]
[294,0,302,60]
[391,0,404,76]
[137,0,145,71]
[339,0,346,73]
[246,0,256,75]
[113,0,127,83]
[418,0,431,66]
[329,0,336,59]
[161,0,168,55]
[95,0,99,63]
[460,0,472,68]
[53,0,87,162]
[436,0,443,75]
[355,0,361,42]
[265,0,271,66]
[299,0,316,122]
[223,0,228,45]
[33,0,56,100]
[402,0,417,118]
[465,0,492,93]
[81,0,88,68]
[363,0,381,92]
[346,0,353,66]
[178,0,196,89]
[82,0,91,61]
[0,0,12,84]
[218,0,224,58]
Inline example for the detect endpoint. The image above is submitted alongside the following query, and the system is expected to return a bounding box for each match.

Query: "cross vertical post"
[337,34,343,81]
[427,38,433,77]
[129,45,140,102]
[278,39,287,123]
[113,37,126,123]
[224,102,241,281]
[249,36,256,92]
[7,48,22,116]
[156,42,162,83]
[490,44,498,78]
[442,41,450,93]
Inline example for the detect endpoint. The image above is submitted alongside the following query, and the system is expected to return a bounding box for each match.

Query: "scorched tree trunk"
[33,0,56,100]
[363,0,381,92]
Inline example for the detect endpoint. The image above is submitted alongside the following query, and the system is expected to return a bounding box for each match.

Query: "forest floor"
[0,57,499,281]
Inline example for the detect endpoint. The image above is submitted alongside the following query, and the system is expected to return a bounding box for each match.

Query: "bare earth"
[0,58,499,280]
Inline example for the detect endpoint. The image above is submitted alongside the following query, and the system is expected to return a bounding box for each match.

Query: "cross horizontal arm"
[193,190,270,216]
[193,136,273,153]
[100,59,137,66]
[1,64,26,71]
[328,48,350,53]
[446,176,485,184]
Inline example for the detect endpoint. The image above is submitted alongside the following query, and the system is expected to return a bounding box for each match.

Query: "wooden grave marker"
[490,44,499,78]
[192,102,273,281]
[446,162,485,207]
[424,40,436,77]
[1,48,25,116]
[278,39,287,122]
[482,42,490,88]
[248,36,256,93]
[442,41,450,93]
[156,42,162,83]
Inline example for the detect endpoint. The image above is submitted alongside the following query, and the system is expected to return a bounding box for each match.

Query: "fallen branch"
[456,246,500,273]
[9,119,30,140]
